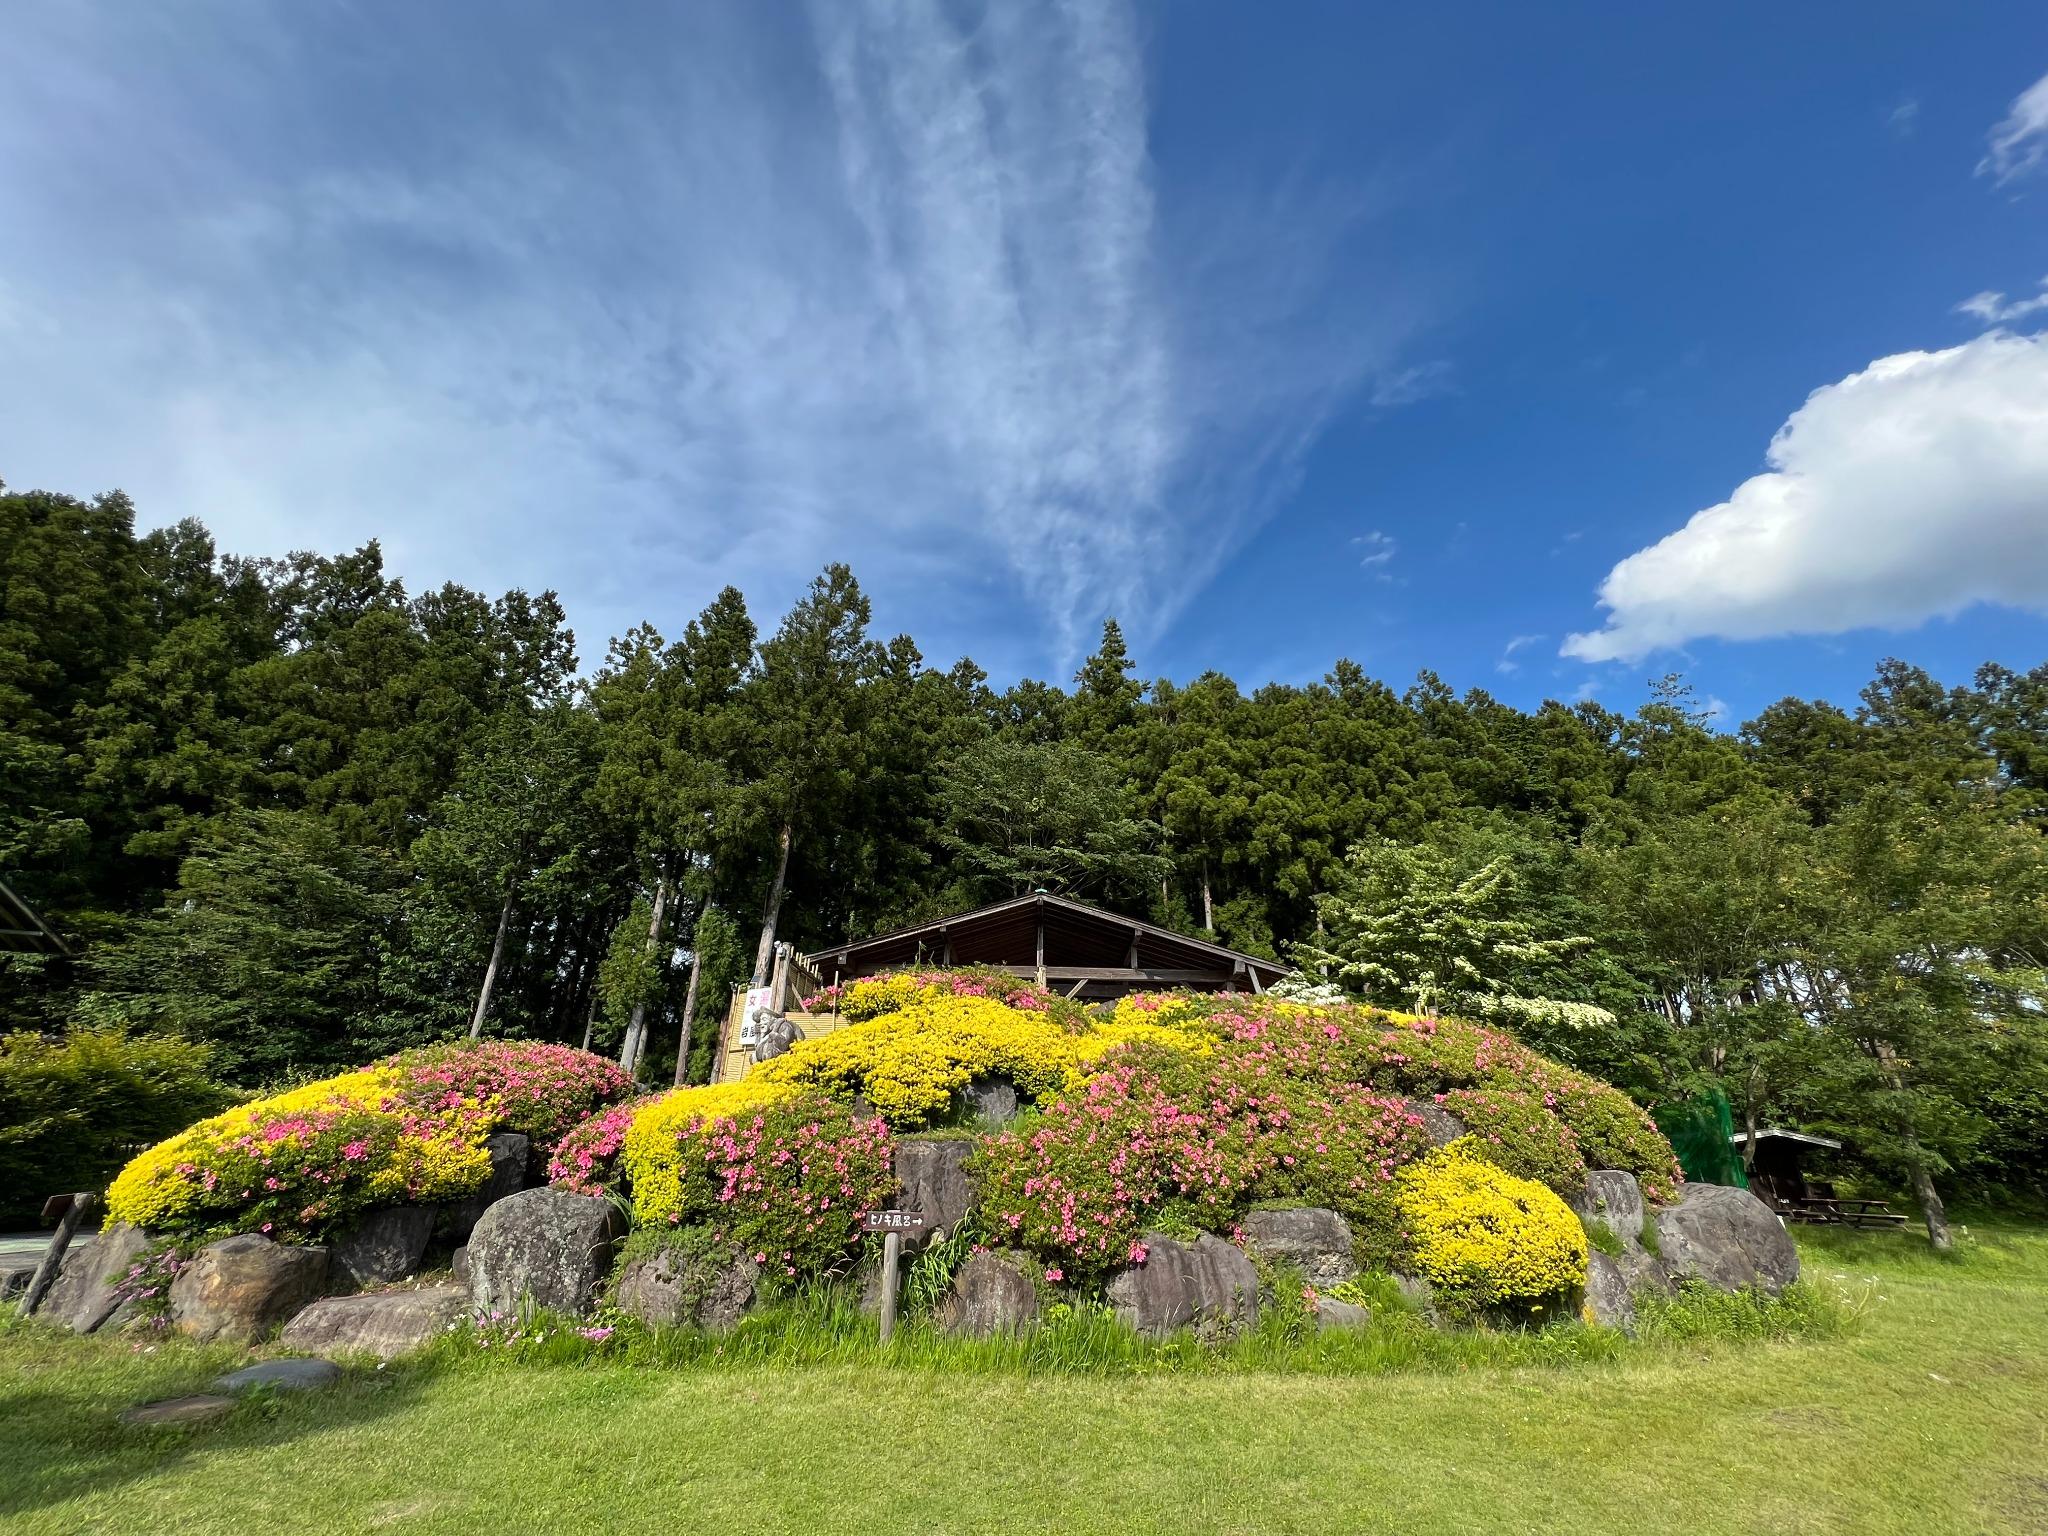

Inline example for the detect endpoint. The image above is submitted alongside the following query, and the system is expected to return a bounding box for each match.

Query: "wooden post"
[879,1230,903,1344]
[21,1192,94,1318]
[1034,905,1046,989]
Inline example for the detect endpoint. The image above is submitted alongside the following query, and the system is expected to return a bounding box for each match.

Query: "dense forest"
[5,480,2046,1229]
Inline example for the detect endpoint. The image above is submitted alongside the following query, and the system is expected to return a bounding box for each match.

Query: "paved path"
[0,1232,51,1266]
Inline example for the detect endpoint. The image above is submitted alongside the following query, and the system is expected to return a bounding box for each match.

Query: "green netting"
[1653,1087,1748,1188]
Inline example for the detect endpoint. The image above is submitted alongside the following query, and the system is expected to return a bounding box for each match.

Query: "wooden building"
[709,893,1290,1084]
[807,891,1288,1001]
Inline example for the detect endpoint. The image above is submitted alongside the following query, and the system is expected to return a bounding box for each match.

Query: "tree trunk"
[1909,1159,1955,1253]
[751,821,793,987]
[675,869,717,1088]
[1872,1036,1953,1252]
[467,884,517,1040]
[1201,861,1214,932]
[621,874,670,1077]
[580,990,599,1053]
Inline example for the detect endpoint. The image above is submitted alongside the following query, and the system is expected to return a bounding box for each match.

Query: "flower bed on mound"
[107,1041,635,1242]
[558,974,1682,1314]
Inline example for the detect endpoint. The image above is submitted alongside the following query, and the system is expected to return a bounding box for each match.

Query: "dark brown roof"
[0,877,69,957]
[806,891,1288,987]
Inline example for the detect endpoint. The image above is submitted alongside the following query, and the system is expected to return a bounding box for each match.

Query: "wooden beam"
[1064,977,1088,999]
[989,964,1237,984]
[1034,906,1045,987]
[1126,927,1140,969]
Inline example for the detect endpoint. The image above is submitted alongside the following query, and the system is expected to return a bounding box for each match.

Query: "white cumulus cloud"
[1562,330,2048,663]
[1980,69,2048,184]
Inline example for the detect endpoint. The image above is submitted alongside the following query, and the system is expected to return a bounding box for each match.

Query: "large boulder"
[1315,1297,1371,1332]
[442,1132,532,1242]
[466,1187,624,1316]
[1404,1098,1468,1149]
[613,1247,760,1331]
[936,1251,1040,1337]
[892,1139,973,1249]
[1239,1207,1357,1288]
[332,1206,437,1290]
[1653,1183,1800,1295]
[278,1285,472,1359]
[1571,1171,1649,1251]
[1105,1233,1259,1338]
[37,1221,151,1334]
[170,1235,329,1344]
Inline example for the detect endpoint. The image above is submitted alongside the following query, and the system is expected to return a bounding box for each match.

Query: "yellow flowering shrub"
[1392,1139,1588,1306]
[1069,1019,1215,1075]
[616,1079,801,1224]
[754,994,1080,1127]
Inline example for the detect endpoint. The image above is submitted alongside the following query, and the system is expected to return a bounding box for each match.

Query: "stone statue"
[748,1005,803,1064]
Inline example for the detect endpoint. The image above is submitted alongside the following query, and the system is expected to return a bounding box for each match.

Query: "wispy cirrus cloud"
[1957,278,2048,325]
[0,2,1426,674]
[1979,68,2048,185]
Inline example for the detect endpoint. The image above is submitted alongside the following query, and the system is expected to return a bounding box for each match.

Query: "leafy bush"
[0,1028,233,1224]
[809,969,1076,1023]
[1392,1142,1588,1309]
[106,1039,636,1240]
[1440,1087,1588,1191]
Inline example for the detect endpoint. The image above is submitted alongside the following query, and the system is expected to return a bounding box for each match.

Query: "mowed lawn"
[4,1223,2046,1536]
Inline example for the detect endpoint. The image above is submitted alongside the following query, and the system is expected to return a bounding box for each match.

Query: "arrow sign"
[862,1209,930,1234]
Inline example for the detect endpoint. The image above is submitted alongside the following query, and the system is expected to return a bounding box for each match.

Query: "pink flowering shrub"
[546,1098,645,1197]
[627,1090,897,1280]
[108,1040,639,1241]
[386,1040,636,1152]
[972,995,1681,1280]
[973,1047,1432,1280]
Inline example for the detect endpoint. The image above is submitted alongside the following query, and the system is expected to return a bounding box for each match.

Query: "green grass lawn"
[5,1221,2046,1536]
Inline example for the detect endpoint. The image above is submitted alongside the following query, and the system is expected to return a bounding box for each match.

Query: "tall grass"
[415,1271,1851,1381]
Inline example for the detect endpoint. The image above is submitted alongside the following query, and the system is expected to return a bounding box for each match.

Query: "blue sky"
[4,4,2047,725]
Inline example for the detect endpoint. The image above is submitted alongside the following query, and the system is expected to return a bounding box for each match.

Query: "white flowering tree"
[1294,839,1616,1030]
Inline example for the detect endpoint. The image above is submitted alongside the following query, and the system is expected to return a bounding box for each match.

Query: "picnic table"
[1776,1195,1908,1229]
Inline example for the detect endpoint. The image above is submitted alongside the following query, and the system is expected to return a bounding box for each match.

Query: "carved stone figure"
[749,1007,803,1063]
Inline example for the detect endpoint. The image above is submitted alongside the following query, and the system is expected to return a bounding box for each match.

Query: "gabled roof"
[0,877,69,957]
[807,890,1289,987]
[1730,1128,1842,1150]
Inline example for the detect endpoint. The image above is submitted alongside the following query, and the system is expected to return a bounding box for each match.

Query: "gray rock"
[170,1235,329,1345]
[1581,1248,1672,1332]
[451,1245,470,1285]
[1105,1233,1259,1337]
[466,1187,624,1316]
[0,1263,35,1302]
[696,1255,760,1332]
[120,1395,236,1428]
[333,1206,436,1290]
[936,1251,1040,1337]
[38,1222,151,1334]
[1315,1297,1371,1332]
[1404,1097,1468,1149]
[1653,1183,1799,1295]
[1392,1272,1441,1322]
[958,1076,1020,1125]
[213,1358,342,1393]
[442,1132,532,1242]
[613,1246,759,1331]
[278,1285,471,1360]
[1239,1207,1357,1288]
[893,1139,973,1249]
[1571,1170,1649,1251]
